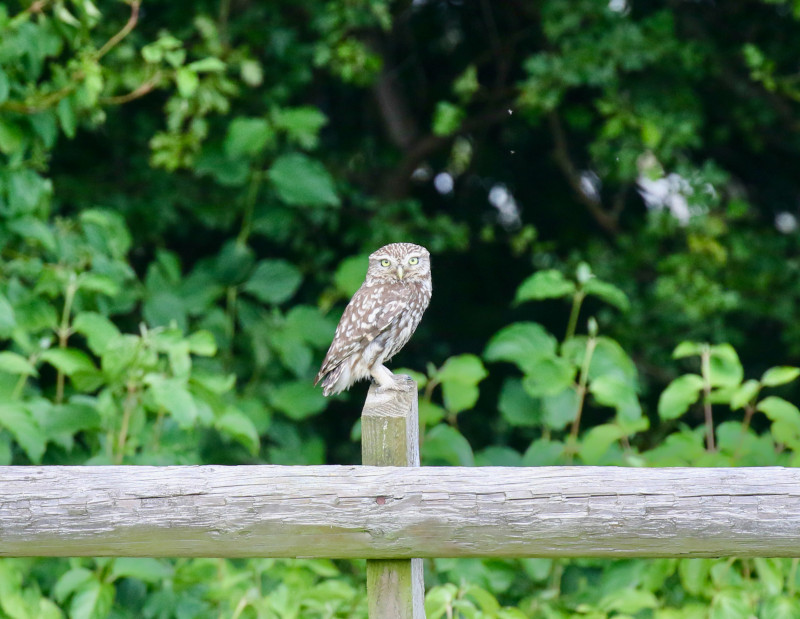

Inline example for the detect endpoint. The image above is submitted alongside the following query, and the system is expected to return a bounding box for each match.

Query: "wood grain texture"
[2,465,800,558]
[362,382,425,619]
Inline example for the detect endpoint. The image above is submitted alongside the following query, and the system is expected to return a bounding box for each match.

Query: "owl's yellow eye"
[380,259,391,267]
[408,257,419,265]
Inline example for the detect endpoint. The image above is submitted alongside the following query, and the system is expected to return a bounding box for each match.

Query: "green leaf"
[542,388,579,430]
[709,589,752,619]
[437,354,487,384]
[214,240,255,285]
[216,408,260,454]
[679,559,712,596]
[0,352,37,376]
[57,96,76,138]
[242,259,302,304]
[270,381,327,420]
[484,322,558,373]
[453,64,479,101]
[521,356,575,397]
[148,377,198,428]
[0,293,16,337]
[176,67,199,96]
[224,117,274,158]
[272,106,328,149]
[522,438,564,466]
[580,423,626,464]
[70,581,114,619]
[673,341,704,358]
[753,558,784,597]
[187,330,217,356]
[419,400,446,426]
[73,313,122,355]
[498,378,541,427]
[187,57,226,72]
[474,446,523,467]
[761,366,800,387]
[599,588,658,614]
[0,117,23,154]
[333,254,369,297]
[442,382,480,414]
[432,101,465,136]
[44,401,101,437]
[40,348,97,376]
[110,558,173,583]
[0,404,46,463]
[583,278,630,311]
[589,374,642,424]
[54,568,94,602]
[425,585,457,619]
[730,379,759,410]
[709,343,743,387]
[463,585,501,613]
[757,396,800,435]
[437,354,487,413]
[78,273,120,297]
[0,68,8,104]
[514,270,576,303]
[759,596,800,619]
[422,424,474,466]
[658,374,704,420]
[585,336,639,385]
[268,153,340,207]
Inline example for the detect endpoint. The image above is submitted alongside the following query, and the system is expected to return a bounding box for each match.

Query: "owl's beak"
[396,266,405,280]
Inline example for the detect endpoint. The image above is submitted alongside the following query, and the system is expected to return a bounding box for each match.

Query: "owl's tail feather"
[316,363,348,397]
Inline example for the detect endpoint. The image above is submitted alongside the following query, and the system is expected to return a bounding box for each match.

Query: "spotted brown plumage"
[315,243,432,396]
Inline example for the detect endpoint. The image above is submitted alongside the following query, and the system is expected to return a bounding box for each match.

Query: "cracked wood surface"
[362,380,425,618]
[1,465,799,558]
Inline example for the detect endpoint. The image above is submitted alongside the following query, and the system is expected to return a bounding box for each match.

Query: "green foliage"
[2,0,800,615]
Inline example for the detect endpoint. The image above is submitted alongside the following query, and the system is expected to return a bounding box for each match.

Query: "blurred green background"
[2,0,800,616]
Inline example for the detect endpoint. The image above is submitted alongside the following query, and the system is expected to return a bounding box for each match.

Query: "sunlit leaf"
[757,396,800,435]
[216,408,260,454]
[0,404,46,463]
[583,278,630,311]
[270,381,327,420]
[673,341,704,358]
[658,374,704,420]
[109,558,173,583]
[0,352,37,376]
[498,378,541,427]
[709,344,743,387]
[422,424,474,466]
[730,379,759,410]
[484,322,558,374]
[40,348,97,376]
[761,366,800,387]
[514,270,575,303]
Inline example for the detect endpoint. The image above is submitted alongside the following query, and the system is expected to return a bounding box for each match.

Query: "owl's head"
[366,243,431,284]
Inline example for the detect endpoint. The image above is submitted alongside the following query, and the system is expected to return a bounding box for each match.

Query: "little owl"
[315,243,432,396]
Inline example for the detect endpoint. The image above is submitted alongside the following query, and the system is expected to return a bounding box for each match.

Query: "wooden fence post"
[361,381,426,618]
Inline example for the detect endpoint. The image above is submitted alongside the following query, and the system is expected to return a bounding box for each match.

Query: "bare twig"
[383,106,512,198]
[95,0,141,61]
[100,72,162,105]
[548,113,620,235]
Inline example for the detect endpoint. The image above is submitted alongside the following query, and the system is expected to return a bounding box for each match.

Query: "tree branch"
[548,112,620,235]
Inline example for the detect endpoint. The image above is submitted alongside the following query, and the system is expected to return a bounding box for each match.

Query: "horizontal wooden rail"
[1,465,799,558]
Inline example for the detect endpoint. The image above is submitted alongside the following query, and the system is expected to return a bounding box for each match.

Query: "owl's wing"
[315,286,408,381]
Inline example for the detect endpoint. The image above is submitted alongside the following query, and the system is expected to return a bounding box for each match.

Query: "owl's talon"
[378,374,416,393]
[375,375,415,393]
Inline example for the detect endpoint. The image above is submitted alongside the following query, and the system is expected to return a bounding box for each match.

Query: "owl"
[315,243,432,396]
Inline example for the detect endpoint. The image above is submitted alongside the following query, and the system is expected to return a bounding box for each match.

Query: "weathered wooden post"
[361,381,425,618]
